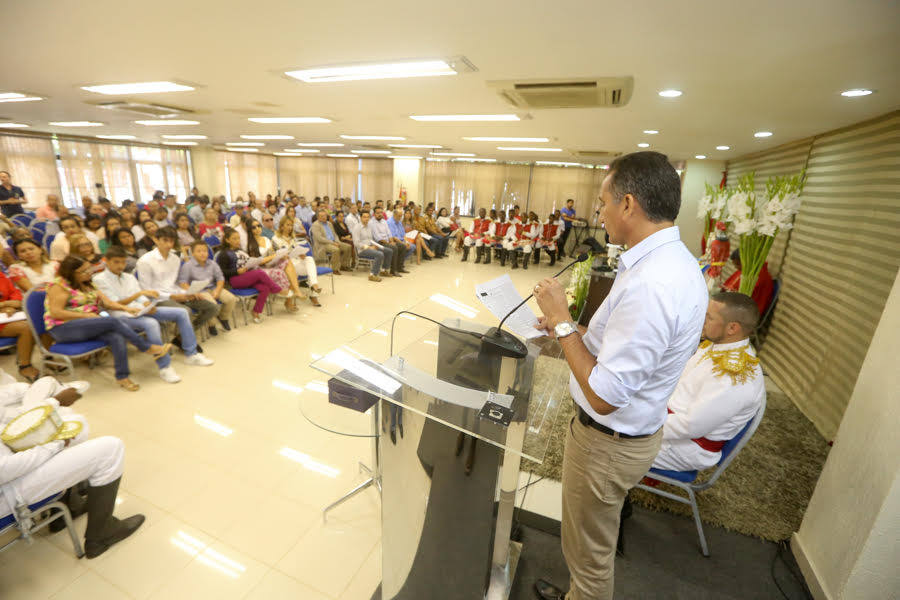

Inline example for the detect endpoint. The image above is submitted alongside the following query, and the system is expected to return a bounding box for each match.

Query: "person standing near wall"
[558,198,577,257]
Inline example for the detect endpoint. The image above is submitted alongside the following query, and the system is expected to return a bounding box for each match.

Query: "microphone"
[482,253,590,358]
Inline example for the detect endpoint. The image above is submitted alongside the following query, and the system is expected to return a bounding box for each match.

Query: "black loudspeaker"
[581,237,605,253]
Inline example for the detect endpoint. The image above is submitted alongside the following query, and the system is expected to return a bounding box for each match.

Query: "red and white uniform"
[493,221,511,247]
[463,218,494,247]
[509,213,524,225]
[541,220,562,251]
[525,222,542,247]
[503,222,533,253]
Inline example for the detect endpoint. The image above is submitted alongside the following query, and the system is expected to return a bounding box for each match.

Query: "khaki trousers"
[196,289,237,322]
[561,416,662,600]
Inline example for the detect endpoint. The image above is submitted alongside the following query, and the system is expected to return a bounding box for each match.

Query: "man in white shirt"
[351,211,391,282]
[95,246,213,382]
[652,292,764,472]
[228,204,246,229]
[532,151,708,600]
[369,206,408,276]
[344,202,361,232]
[135,227,219,344]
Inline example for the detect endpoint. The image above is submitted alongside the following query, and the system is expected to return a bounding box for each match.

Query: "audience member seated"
[461,207,493,263]
[369,206,408,276]
[95,246,213,384]
[351,211,391,283]
[35,194,64,222]
[260,213,276,239]
[197,208,225,239]
[504,215,534,270]
[247,218,305,313]
[418,204,449,258]
[228,203,246,228]
[272,217,322,307]
[188,196,208,225]
[108,228,142,273]
[173,213,198,253]
[135,227,218,337]
[8,239,58,291]
[385,207,416,262]
[132,209,152,242]
[435,207,453,234]
[83,215,104,253]
[215,227,283,324]
[311,210,352,274]
[97,214,121,254]
[345,203,361,232]
[69,233,104,270]
[0,271,39,381]
[721,249,775,315]
[177,241,238,330]
[163,195,178,220]
[0,372,145,558]
[651,292,765,472]
[527,212,543,265]
[50,216,91,261]
[45,256,172,391]
[401,209,435,263]
[136,220,159,254]
[153,208,170,229]
[296,197,314,225]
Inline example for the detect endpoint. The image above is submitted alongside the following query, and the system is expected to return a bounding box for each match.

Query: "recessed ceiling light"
[389,155,423,160]
[162,134,207,140]
[81,81,195,95]
[0,92,44,103]
[463,137,549,142]
[275,152,301,156]
[411,114,520,122]
[431,152,475,157]
[226,142,264,146]
[135,119,199,126]
[695,155,706,159]
[754,131,773,138]
[297,142,344,147]
[536,161,583,167]
[351,149,391,154]
[285,58,472,83]
[340,135,406,141]
[643,130,659,134]
[240,135,294,140]
[326,153,359,158]
[840,88,873,97]
[658,89,682,98]
[716,145,730,151]
[96,134,136,140]
[637,143,650,148]
[280,149,320,153]
[49,121,104,127]
[389,144,442,148]
[247,117,332,124]
[496,147,563,152]
[226,147,259,153]
[599,165,609,170]
[163,141,198,146]
[453,157,497,163]
[0,122,29,128]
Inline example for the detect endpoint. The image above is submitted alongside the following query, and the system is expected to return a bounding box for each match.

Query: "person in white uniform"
[0,371,144,558]
[653,291,765,472]
[532,151,708,600]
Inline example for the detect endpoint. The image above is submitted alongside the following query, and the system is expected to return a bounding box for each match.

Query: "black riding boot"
[511,251,519,269]
[500,249,507,267]
[523,251,530,270]
[533,248,541,264]
[461,245,470,262]
[548,248,557,266]
[474,246,483,264]
[484,245,492,264]
[84,477,145,559]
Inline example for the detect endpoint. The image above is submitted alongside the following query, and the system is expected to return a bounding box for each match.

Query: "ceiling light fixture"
[163,141,198,146]
[135,119,199,126]
[280,148,320,153]
[49,121,104,127]
[327,153,360,158]
[351,149,391,154]
[248,117,332,123]
[463,137,550,142]
[643,130,659,134]
[240,134,294,140]
[637,143,650,148]
[296,142,344,147]
[81,81,195,95]
[431,152,475,157]
[0,92,44,103]
[340,135,406,141]
[840,88,873,97]
[754,131,773,138]
[275,152,300,156]
[658,89,682,97]
[411,114,520,122]
[226,142,264,146]
[389,144,442,148]
[716,145,730,151]
[162,134,207,140]
[389,155,423,160]
[0,123,29,128]
[285,58,472,83]
[226,147,259,153]
[695,155,707,159]
[496,146,563,152]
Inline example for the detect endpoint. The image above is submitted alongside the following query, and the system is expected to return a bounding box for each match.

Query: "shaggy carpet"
[522,356,831,542]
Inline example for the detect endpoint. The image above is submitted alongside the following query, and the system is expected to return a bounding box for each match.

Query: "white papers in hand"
[136,299,162,317]
[474,274,544,340]
[0,311,26,324]
[289,245,309,258]
[243,257,263,270]
[185,279,211,294]
[273,248,290,262]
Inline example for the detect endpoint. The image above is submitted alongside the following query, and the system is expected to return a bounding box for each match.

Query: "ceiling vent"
[94,102,193,118]
[489,77,633,109]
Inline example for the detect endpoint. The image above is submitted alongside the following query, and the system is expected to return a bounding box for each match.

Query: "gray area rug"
[522,355,831,542]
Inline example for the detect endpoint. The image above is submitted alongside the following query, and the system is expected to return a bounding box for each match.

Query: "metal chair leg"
[687,488,709,557]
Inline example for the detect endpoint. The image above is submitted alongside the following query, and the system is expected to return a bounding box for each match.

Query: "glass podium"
[310,294,569,600]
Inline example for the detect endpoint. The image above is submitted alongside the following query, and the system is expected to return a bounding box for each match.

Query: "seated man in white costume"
[0,370,144,558]
[652,292,765,472]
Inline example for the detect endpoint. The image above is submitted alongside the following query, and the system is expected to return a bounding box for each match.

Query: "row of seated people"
[457,207,566,269]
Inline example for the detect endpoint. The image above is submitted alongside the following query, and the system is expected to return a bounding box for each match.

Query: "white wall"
[191,146,218,198]
[392,158,423,206]
[677,159,725,256]
[792,266,900,599]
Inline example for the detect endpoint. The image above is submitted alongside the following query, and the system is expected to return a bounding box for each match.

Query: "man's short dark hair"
[607,151,681,222]
[156,226,178,241]
[190,240,208,251]
[566,199,574,205]
[60,215,79,227]
[104,245,127,259]
[711,292,759,334]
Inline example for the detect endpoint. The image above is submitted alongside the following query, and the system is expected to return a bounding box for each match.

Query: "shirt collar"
[618,226,681,271]
[709,338,752,352]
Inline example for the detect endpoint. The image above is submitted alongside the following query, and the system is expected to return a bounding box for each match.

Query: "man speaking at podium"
[532,152,708,600]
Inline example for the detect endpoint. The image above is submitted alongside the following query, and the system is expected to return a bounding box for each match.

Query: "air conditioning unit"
[489,77,633,109]
[94,102,193,118]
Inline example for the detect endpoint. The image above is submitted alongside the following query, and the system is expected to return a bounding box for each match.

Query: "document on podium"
[474,274,545,340]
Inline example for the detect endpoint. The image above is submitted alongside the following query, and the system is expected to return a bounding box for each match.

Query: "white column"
[190,146,219,197]
[392,158,423,206]
[677,159,725,256]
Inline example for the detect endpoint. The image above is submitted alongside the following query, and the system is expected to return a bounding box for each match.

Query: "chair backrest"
[44,233,55,252]
[695,396,766,490]
[24,289,49,338]
[11,214,32,227]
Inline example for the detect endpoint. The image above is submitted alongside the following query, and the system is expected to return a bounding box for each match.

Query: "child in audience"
[174,213,198,254]
[137,220,158,254]
[98,214,121,254]
[8,239,58,291]
[108,228,142,272]
[197,207,225,239]
[215,227,284,324]
[272,217,322,307]
[132,209,152,242]
[178,241,237,332]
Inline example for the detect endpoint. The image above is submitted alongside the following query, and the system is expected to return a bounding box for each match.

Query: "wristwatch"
[554,320,579,339]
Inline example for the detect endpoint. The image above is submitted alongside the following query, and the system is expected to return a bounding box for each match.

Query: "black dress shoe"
[220,320,231,331]
[534,578,565,600]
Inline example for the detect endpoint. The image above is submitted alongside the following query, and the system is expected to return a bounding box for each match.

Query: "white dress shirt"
[351,222,382,253]
[345,212,361,232]
[572,226,708,435]
[368,217,393,243]
[135,248,183,297]
[93,269,148,315]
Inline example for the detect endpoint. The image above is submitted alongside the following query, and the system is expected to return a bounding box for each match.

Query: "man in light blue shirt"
[532,151,708,600]
[387,207,415,260]
[296,197,314,225]
[369,206,409,275]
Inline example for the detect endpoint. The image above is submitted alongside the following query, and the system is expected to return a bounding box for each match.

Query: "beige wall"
[392,158,423,206]
[190,145,218,197]
[677,159,725,257]
[792,266,900,599]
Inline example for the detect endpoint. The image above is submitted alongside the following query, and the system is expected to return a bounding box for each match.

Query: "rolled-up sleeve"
[586,281,674,408]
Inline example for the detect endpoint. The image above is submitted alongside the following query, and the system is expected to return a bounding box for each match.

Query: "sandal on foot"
[147,343,173,361]
[117,379,140,392]
[309,296,322,307]
[18,364,38,383]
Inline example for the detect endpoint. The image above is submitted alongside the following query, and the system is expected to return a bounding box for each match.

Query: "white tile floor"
[0,253,566,599]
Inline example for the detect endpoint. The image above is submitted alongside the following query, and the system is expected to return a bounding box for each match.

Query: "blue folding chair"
[634,398,767,556]
[43,233,55,254]
[11,214,32,227]
[0,491,84,558]
[229,287,262,326]
[24,289,109,378]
